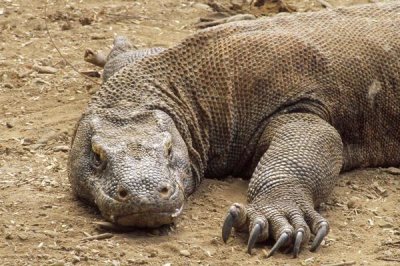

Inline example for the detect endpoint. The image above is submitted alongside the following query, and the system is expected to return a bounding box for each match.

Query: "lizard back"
[91,2,400,178]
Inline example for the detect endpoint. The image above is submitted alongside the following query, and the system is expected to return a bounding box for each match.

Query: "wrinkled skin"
[68,109,194,227]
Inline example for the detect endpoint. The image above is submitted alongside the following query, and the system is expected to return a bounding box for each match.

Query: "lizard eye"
[91,146,107,170]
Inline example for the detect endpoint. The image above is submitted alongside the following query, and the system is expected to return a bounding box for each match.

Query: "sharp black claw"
[247,223,262,254]
[310,222,328,252]
[222,212,236,243]
[292,230,303,258]
[267,232,290,258]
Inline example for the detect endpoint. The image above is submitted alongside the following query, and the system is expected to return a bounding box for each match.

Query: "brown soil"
[1,0,399,265]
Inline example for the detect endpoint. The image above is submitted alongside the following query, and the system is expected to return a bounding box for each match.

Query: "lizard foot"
[222,201,329,258]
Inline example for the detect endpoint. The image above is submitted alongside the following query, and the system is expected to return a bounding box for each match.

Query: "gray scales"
[68,2,400,257]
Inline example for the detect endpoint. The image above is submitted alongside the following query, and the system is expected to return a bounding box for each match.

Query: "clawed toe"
[247,223,262,254]
[247,218,267,254]
[310,221,329,252]
[222,210,237,243]
[267,232,290,258]
[222,203,247,243]
[293,229,304,258]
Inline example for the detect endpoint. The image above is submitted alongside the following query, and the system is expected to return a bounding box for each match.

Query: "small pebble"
[302,257,315,266]
[261,249,268,257]
[33,78,50,85]
[179,250,191,257]
[91,34,107,40]
[204,250,213,257]
[347,196,361,209]
[17,233,28,241]
[53,145,70,152]
[43,230,58,238]
[383,250,393,256]
[148,251,157,258]
[378,221,393,228]
[384,167,400,175]
[79,17,93,26]
[33,64,58,74]
[192,3,212,11]
[61,22,72,31]
[210,238,219,245]
[111,260,120,266]
[5,232,13,240]
[72,255,80,264]
[50,261,66,266]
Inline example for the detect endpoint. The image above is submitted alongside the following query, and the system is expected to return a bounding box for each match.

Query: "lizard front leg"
[222,113,343,257]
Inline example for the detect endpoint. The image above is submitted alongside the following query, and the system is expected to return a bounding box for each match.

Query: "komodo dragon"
[68,2,400,257]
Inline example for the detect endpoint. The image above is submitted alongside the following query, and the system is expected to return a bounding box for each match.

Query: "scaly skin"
[68,3,400,257]
[102,36,165,82]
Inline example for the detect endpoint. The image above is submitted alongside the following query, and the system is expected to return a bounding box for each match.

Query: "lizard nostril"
[158,184,173,199]
[160,187,169,194]
[117,187,129,201]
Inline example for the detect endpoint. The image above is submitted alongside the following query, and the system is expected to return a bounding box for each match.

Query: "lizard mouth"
[114,205,184,227]
[93,184,185,228]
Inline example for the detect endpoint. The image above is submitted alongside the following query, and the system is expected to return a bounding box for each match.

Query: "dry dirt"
[1,0,399,265]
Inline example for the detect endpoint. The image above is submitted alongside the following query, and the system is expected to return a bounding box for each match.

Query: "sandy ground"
[1,0,399,265]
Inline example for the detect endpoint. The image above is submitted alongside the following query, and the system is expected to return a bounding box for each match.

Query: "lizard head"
[68,108,193,227]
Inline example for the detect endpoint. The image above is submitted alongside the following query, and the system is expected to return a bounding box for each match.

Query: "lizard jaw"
[113,204,184,228]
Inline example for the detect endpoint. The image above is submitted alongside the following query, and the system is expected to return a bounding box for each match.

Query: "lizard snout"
[112,181,178,203]
[99,180,184,228]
